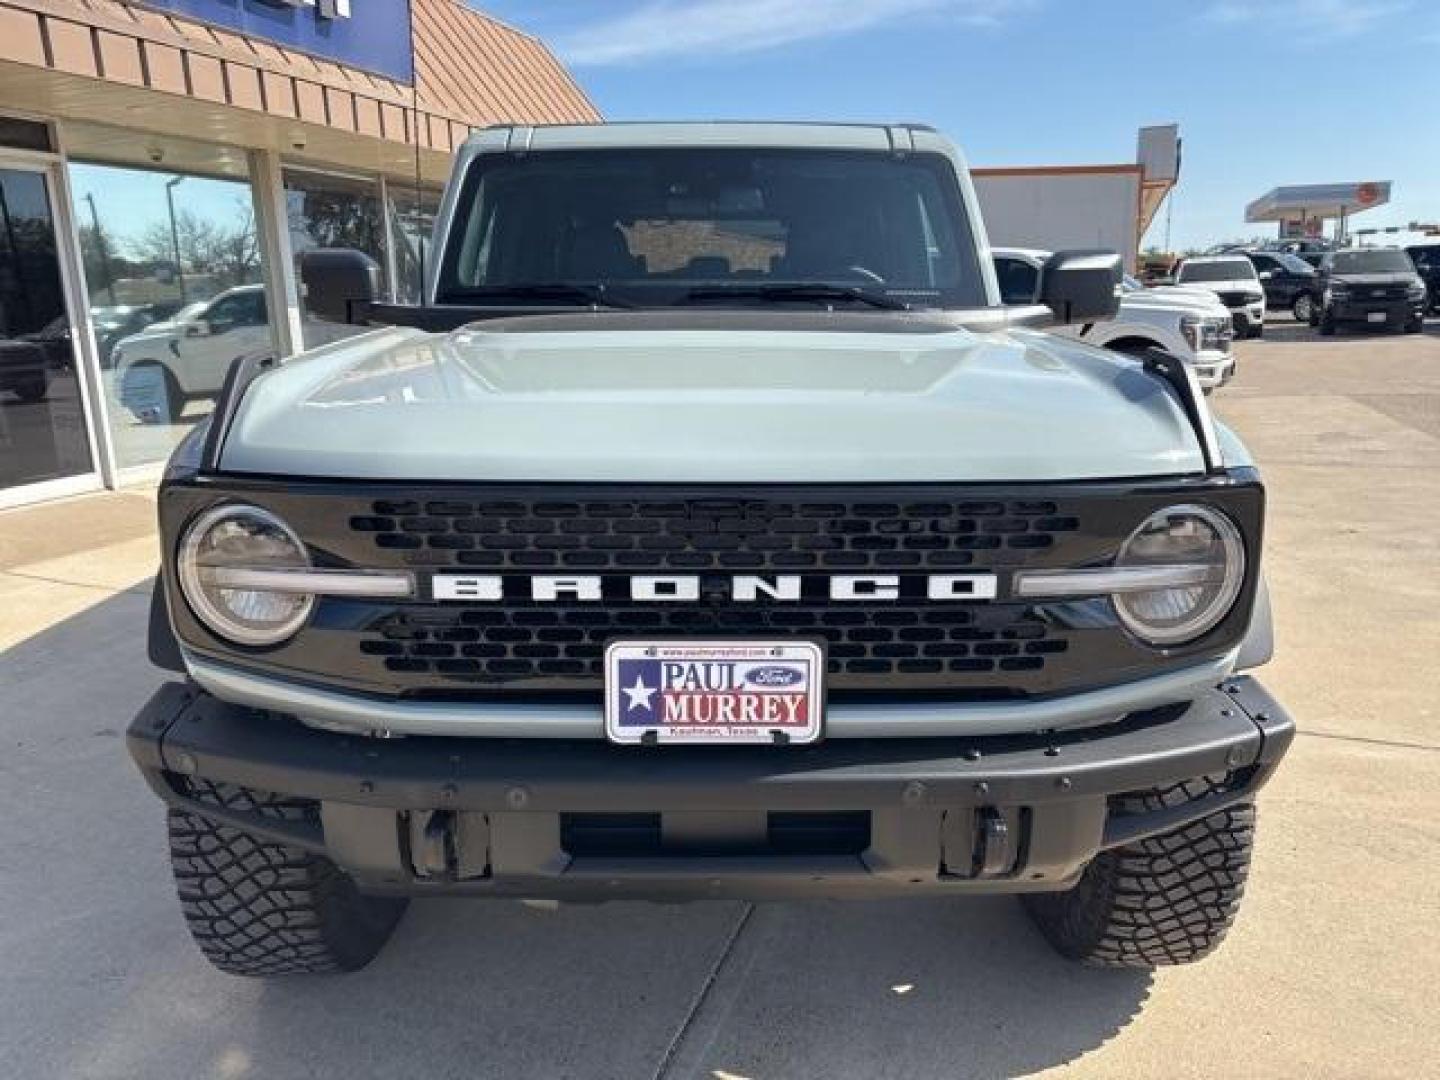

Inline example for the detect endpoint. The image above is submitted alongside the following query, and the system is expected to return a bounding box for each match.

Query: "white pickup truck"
[993,247,1236,391]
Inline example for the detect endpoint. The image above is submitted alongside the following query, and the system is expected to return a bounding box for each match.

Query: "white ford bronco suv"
[127,122,1293,976]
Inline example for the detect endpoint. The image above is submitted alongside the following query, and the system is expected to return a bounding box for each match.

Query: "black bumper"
[127,678,1294,901]
[1329,299,1424,325]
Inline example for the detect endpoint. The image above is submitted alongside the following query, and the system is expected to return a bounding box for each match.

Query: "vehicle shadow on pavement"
[5,589,1147,1080]
[1256,315,1440,345]
[243,895,1152,1080]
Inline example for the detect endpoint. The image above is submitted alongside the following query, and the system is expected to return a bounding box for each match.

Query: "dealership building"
[0,0,597,507]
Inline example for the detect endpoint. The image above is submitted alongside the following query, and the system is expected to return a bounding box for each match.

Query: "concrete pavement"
[1,319,1437,1079]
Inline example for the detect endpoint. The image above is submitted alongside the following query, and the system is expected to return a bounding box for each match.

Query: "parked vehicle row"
[1167,246,1431,336]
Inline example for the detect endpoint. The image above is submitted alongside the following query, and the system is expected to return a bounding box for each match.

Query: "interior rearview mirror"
[1038,250,1122,324]
[298,248,383,324]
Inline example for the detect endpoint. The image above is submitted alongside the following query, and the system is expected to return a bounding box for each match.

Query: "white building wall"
[973,171,1142,270]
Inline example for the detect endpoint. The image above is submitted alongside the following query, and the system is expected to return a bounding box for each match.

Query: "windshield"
[1274,253,1315,274]
[436,149,987,308]
[1330,250,1416,275]
[1177,260,1257,284]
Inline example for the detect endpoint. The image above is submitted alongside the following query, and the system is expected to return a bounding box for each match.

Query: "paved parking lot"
[3,317,1438,1079]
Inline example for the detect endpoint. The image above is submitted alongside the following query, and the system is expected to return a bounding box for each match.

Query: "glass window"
[387,183,443,305]
[1330,250,1416,274]
[68,161,273,469]
[438,149,988,309]
[0,168,93,491]
[993,256,1040,305]
[284,169,387,347]
[1176,259,1257,283]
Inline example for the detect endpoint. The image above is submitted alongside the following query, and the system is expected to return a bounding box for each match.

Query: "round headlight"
[1113,504,1245,646]
[178,504,313,646]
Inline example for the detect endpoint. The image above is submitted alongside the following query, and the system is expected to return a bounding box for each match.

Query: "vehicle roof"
[1181,255,1253,264]
[991,247,1050,261]
[461,121,951,155]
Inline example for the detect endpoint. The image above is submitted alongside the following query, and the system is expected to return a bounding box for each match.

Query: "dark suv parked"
[1309,248,1427,335]
[1244,251,1318,321]
[1405,244,1439,313]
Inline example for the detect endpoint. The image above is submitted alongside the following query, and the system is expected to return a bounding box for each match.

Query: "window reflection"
[70,162,273,468]
[0,168,92,491]
[285,169,388,349]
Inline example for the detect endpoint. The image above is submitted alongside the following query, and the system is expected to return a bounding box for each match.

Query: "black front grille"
[361,600,1067,684]
[349,497,1080,571]
[163,479,1266,701]
[1216,290,1258,308]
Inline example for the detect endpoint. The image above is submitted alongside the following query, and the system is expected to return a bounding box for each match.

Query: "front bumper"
[1191,349,1236,390]
[1229,301,1266,334]
[1327,298,1425,326]
[128,676,1294,901]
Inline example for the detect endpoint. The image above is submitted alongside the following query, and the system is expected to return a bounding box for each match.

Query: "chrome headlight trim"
[177,504,315,647]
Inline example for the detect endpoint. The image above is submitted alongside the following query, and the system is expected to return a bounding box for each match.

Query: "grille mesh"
[351,498,1080,571]
[359,601,1069,684]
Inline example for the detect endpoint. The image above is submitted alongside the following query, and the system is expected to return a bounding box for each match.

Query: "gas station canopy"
[1246,181,1391,225]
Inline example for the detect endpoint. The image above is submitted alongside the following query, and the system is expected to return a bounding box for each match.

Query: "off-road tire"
[11,374,49,402]
[167,780,408,976]
[1022,776,1256,968]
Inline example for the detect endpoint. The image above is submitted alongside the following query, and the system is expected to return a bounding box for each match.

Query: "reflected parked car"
[90,301,188,366]
[0,317,72,402]
[111,285,271,422]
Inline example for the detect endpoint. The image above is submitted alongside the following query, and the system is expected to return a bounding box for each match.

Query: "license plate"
[1368,311,1388,323]
[604,640,825,746]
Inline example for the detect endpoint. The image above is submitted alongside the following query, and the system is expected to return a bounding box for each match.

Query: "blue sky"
[478,0,1439,251]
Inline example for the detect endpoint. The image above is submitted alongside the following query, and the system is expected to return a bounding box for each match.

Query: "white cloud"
[555,0,1034,66]
[1203,0,1410,41]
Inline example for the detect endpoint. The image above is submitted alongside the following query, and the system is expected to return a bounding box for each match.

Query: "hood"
[220,312,1206,482]
[1120,289,1230,318]
[1183,279,1264,297]
[1331,272,1421,287]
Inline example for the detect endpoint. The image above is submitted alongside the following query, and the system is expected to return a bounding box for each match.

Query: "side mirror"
[185,320,210,338]
[1038,249,1122,324]
[299,248,382,324]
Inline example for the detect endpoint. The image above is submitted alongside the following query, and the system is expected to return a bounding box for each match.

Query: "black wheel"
[1291,294,1313,323]
[1022,776,1255,968]
[1405,317,1424,334]
[1318,309,1336,336]
[167,781,408,976]
[1250,322,1264,339]
[10,375,48,402]
[121,362,184,423]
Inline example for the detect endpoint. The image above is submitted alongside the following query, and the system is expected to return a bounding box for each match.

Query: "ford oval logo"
[746,665,804,688]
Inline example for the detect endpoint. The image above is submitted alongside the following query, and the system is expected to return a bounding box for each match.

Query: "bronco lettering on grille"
[430,573,999,603]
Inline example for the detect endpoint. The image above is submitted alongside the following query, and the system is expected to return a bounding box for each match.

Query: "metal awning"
[1246,182,1391,222]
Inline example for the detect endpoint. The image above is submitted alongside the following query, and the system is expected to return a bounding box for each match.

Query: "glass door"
[0,166,95,495]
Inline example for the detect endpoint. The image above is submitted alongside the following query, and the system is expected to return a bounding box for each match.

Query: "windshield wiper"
[677,283,911,311]
[446,283,636,309]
